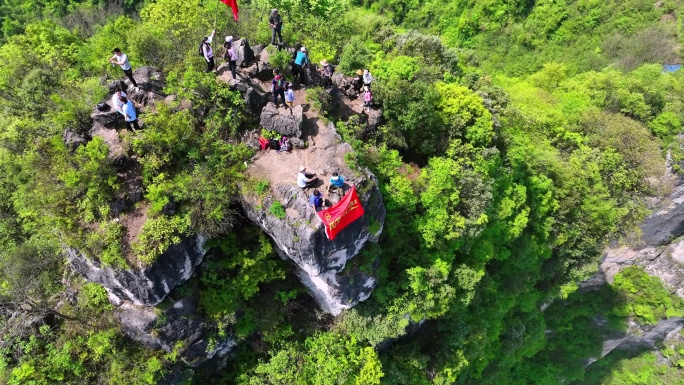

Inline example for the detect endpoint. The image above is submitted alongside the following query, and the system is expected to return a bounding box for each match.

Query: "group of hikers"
[298,167,349,211]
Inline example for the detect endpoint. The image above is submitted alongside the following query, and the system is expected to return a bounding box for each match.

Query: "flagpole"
[214,0,219,29]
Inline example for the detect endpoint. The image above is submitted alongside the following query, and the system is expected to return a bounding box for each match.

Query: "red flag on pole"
[220,0,239,21]
[316,186,364,240]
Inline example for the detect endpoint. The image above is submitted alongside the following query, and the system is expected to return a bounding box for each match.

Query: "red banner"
[220,0,239,21]
[316,186,364,240]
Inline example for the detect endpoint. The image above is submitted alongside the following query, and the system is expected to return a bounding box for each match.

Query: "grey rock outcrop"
[332,74,357,98]
[63,128,88,151]
[241,123,386,315]
[227,77,267,116]
[67,235,207,306]
[116,295,235,367]
[259,102,304,137]
[302,65,324,87]
[233,38,255,67]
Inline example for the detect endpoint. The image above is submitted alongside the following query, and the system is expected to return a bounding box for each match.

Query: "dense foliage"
[0,0,683,383]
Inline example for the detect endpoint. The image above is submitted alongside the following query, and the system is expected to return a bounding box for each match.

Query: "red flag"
[316,186,364,240]
[220,0,239,21]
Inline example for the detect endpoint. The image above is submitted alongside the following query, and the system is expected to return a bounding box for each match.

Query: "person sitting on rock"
[319,59,334,89]
[223,35,238,80]
[363,69,373,88]
[112,85,127,115]
[272,69,286,107]
[309,189,324,211]
[294,46,310,85]
[119,96,141,131]
[351,69,364,93]
[326,172,347,195]
[285,82,295,108]
[297,166,319,189]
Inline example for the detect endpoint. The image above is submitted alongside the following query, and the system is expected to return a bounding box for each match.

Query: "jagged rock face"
[302,65,324,87]
[233,38,255,67]
[67,235,207,306]
[586,317,684,365]
[116,295,235,367]
[63,128,88,151]
[227,77,267,116]
[332,74,358,98]
[240,124,386,315]
[259,102,304,138]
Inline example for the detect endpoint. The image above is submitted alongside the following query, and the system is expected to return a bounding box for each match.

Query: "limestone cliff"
[240,122,386,316]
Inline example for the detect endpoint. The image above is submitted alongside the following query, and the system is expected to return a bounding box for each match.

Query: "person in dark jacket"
[269,9,283,45]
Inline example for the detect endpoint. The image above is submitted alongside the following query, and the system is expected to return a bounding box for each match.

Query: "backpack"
[258,136,269,150]
[198,41,206,57]
[279,136,291,152]
[269,138,281,151]
[275,76,285,90]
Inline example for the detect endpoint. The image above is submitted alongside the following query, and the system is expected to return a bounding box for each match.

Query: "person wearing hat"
[222,36,238,80]
[284,82,295,108]
[269,9,283,46]
[201,29,217,73]
[309,189,324,211]
[326,172,347,195]
[351,69,364,93]
[293,46,310,85]
[297,166,318,189]
[319,59,334,89]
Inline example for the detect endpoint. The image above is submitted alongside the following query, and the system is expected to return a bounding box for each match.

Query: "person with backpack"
[309,189,324,211]
[200,29,217,73]
[319,59,334,89]
[351,69,364,93]
[284,82,295,108]
[293,46,310,85]
[119,96,140,131]
[326,172,347,195]
[109,48,138,89]
[269,9,283,46]
[272,69,286,107]
[223,35,238,80]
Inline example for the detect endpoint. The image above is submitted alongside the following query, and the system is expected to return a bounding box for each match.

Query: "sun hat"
[271,8,278,13]
[320,59,329,66]
[300,47,307,52]
[225,36,233,43]
[356,69,363,75]
[299,165,306,172]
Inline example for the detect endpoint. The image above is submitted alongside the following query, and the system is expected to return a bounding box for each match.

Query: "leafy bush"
[133,214,191,265]
[269,201,287,219]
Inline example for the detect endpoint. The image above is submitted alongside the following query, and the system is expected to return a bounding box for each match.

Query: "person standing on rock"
[363,86,373,111]
[112,85,127,115]
[119,96,140,131]
[109,48,138,89]
[363,69,373,88]
[297,166,319,189]
[351,69,364,93]
[223,36,238,80]
[269,9,283,46]
[285,82,295,109]
[272,69,286,107]
[202,29,217,73]
[319,59,334,89]
[293,46,310,85]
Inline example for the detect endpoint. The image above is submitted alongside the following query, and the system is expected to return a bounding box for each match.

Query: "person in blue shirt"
[293,46,310,85]
[119,96,140,131]
[326,172,347,195]
[309,189,324,211]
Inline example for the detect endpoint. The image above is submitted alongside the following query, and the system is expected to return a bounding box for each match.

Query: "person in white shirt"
[202,29,217,73]
[223,36,238,79]
[297,166,318,189]
[109,48,138,88]
[111,86,127,114]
